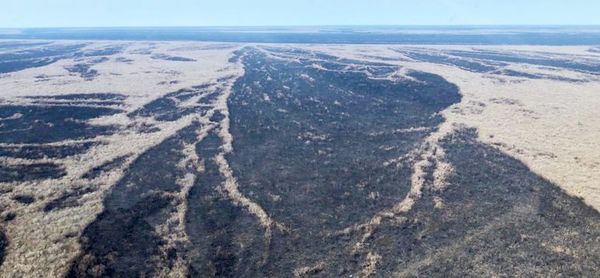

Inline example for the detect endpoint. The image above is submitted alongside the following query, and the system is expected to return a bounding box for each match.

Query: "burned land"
[0,41,600,277]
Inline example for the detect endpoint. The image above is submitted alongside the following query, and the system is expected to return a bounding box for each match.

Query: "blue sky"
[1,0,600,28]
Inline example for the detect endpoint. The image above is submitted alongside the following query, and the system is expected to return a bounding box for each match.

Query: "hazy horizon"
[2,25,600,45]
[4,25,600,29]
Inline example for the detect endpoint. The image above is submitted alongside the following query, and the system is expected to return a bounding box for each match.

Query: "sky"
[1,0,600,28]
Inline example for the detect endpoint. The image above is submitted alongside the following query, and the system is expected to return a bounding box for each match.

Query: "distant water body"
[1,26,600,45]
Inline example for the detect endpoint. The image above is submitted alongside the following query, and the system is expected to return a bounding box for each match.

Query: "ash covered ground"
[1,40,600,277]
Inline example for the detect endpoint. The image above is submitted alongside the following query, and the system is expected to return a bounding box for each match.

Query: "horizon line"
[2,24,600,30]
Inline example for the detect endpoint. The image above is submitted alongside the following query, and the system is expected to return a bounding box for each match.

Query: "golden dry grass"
[306,44,600,213]
[2,41,600,276]
[0,41,244,277]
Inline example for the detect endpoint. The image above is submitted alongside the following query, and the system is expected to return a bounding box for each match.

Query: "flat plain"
[0,40,600,277]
